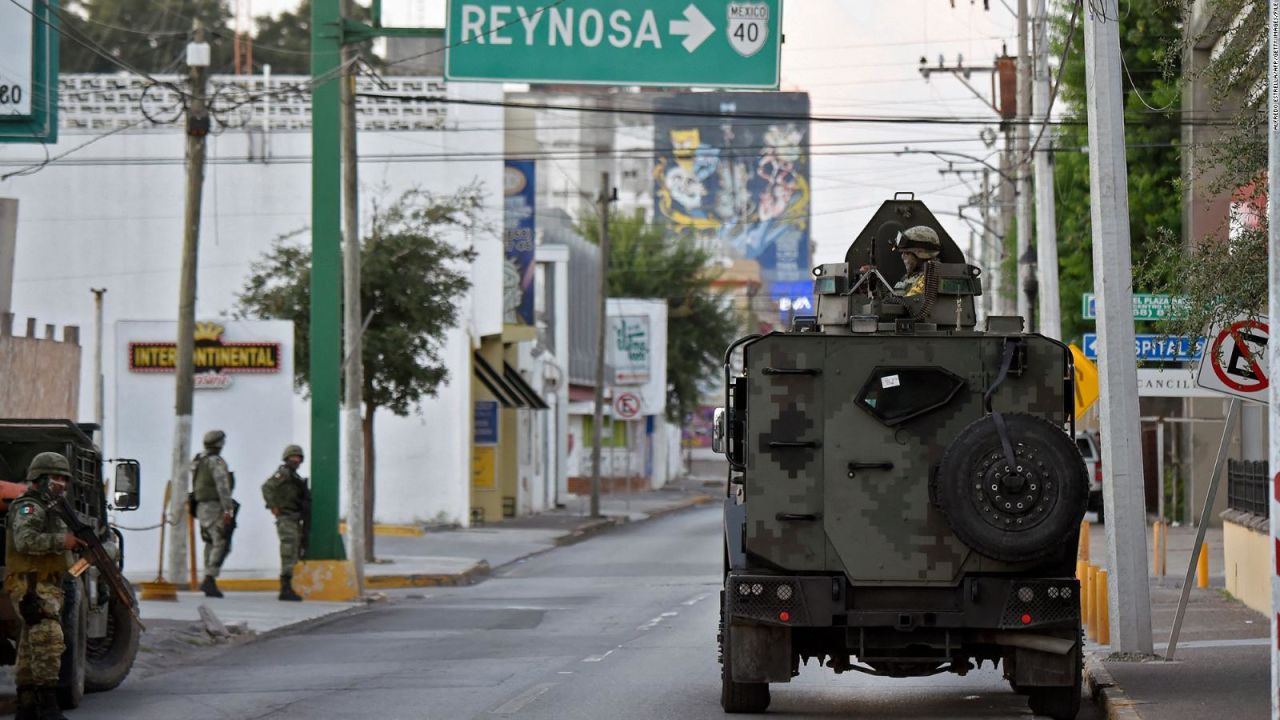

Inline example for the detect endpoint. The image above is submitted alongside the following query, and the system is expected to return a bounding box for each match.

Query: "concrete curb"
[168,494,714,595]
[1084,654,1144,720]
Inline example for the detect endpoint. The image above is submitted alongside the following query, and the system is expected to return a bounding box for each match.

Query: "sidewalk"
[133,477,716,637]
[1081,518,1269,720]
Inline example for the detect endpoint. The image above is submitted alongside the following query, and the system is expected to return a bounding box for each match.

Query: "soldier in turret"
[6,452,84,720]
[192,430,236,598]
[893,225,941,297]
[262,444,310,602]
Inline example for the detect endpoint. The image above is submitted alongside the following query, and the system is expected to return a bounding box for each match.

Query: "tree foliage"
[60,0,234,73]
[578,212,740,423]
[236,184,483,411]
[1135,0,1269,338]
[1048,0,1183,342]
[252,0,380,74]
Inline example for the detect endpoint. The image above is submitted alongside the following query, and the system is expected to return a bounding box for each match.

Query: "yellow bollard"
[1097,570,1110,645]
[1085,565,1098,640]
[1152,521,1167,577]
[1197,541,1210,588]
[1076,560,1087,615]
[1079,520,1090,562]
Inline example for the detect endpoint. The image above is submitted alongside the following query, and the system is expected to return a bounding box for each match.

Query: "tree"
[1135,0,1268,339]
[1048,0,1183,343]
[237,185,483,559]
[60,0,234,73]
[579,211,741,423]
[252,0,380,75]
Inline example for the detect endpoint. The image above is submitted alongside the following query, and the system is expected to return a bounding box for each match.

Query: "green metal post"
[309,0,345,560]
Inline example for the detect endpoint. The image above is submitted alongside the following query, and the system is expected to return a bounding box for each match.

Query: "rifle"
[52,497,145,631]
[299,486,312,560]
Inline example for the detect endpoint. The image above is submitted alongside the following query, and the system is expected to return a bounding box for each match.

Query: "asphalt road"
[72,506,1102,719]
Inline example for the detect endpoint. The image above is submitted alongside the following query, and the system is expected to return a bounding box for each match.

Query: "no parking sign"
[1195,315,1270,403]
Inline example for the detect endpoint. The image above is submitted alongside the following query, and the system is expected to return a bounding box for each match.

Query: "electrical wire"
[0,117,150,181]
[1027,0,1080,155]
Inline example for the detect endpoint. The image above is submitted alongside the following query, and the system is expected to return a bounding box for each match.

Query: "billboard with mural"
[504,159,536,325]
[653,92,811,304]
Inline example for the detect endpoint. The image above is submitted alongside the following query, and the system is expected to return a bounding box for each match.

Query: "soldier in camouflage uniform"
[192,430,236,598]
[892,225,941,297]
[6,452,84,720]
[262,444,310,602]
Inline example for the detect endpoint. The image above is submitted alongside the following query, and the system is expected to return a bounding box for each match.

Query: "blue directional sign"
[1082,333,1205,362]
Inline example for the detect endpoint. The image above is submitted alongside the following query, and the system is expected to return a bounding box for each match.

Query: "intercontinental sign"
[129,322,281,389]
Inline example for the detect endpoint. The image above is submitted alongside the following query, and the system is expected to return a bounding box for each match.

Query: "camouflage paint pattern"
[276,516,303,578]
[4,576,64,686]
[744,335,827,571]
[743,332,1069,584]
[196,501,230,578]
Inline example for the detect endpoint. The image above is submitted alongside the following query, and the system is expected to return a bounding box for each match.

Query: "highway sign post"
[0,0,58,143]
[1195,315,1270,403]
[445,0,782,87]
[1081,292,1186,321]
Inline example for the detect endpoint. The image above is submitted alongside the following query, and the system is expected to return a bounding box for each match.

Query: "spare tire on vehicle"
[935,413,1088,563]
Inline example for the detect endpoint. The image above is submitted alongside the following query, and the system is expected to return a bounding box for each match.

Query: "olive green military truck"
[713,195,1088,719]
[0,420,143,709]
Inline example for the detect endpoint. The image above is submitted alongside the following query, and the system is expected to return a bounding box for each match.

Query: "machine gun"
[52,497,144,632]
[299,485,312,559]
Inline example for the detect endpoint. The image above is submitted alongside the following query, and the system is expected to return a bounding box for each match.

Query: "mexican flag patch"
[18,506,32,515]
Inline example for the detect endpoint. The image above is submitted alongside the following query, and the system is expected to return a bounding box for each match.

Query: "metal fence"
[1227,460,1270,518]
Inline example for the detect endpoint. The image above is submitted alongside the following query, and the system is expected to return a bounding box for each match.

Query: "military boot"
[14,685,39,720]
[200,575,223,598]
[36,687,66,720]
[278,575,302,602]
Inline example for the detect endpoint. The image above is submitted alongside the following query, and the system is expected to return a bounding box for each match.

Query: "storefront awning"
[472,353,548,410]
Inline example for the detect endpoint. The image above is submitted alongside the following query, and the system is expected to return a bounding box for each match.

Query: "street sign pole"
[1267,1,1279,715]
[310,0,345,562]
[1082,0,1153,655]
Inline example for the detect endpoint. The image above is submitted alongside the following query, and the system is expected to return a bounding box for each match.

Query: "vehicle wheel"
[57,577,86,709]
[1027,647,1082,720]
[85,581,140,692]
[720,592,770,714]
[935,413,1089,563]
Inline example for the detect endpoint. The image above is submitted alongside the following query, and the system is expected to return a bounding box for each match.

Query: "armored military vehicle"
[713,195,1087,719]
[0,419,143,709]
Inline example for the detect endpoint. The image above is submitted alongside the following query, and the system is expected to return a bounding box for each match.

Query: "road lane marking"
[491,682,556,715]
[682,592,711,606]
[582,647,621,662]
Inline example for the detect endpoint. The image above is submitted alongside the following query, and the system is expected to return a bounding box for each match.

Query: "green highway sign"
[445,0,782,88]
[0,0,58,143]
[1081,293,1187,321]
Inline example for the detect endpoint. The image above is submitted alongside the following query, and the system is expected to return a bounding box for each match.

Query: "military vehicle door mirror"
[712,408,727,454]
[856,367,966,427]
[112,460,141,511]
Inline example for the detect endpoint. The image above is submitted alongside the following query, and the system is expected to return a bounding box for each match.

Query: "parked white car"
[1075,430,1104,522]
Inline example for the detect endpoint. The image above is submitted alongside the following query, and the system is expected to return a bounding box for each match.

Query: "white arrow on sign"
[670,4,715,53]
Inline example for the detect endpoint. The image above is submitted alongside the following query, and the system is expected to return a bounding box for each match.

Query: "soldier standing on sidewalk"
[262,444,310,602]
[192,430,236,598]
[6,452,84,720]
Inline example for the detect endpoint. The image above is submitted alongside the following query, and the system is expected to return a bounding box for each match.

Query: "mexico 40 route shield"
[445,0,782,88]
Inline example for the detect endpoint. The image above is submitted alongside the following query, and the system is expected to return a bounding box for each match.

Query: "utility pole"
[589,172,615,519]
[166,26,210,584]
[981,168,995,320]
[340,0,366,590]
[1083,0,1153,655]
[995,140,1013,315]
[1032,0,1061,339]
[91,288,106,447]
[1266,1,1280,714]
[1015,0,1035,328]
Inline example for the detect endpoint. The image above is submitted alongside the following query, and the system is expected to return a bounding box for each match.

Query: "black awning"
[473,353,519,408]
[504,363,550,410]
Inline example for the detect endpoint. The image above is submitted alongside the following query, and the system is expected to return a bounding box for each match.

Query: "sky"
[242,0,1021,265]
